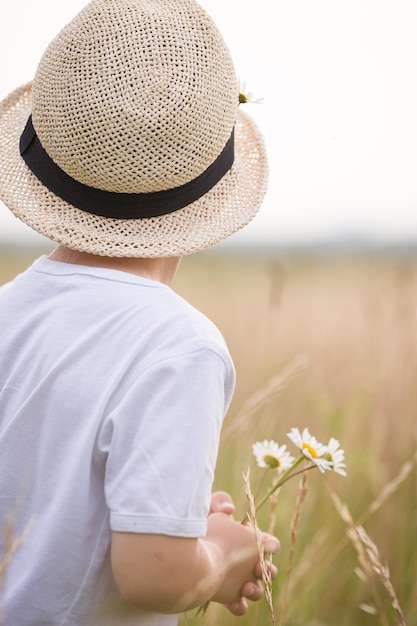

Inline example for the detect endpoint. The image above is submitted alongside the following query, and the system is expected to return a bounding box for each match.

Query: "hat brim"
[0,83,268,257]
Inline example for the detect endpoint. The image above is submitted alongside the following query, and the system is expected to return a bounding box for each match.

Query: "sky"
[1,0,417,247]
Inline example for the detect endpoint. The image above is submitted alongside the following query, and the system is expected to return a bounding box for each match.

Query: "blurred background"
[1,1,416,624]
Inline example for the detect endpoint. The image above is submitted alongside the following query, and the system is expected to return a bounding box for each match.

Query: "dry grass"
[1,246,416,625]
[243,469,275,625]
[174,249,417,626]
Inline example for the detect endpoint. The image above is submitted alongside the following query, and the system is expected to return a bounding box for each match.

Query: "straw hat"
[0,0,268,257]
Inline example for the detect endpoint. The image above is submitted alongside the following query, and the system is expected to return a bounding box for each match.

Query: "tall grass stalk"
[356,525,406,626]
[278,473,308,626]
[243,470,275,626]
[332,492,406,625]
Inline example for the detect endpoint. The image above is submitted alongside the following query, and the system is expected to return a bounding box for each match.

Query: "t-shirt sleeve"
[101,346,235,538]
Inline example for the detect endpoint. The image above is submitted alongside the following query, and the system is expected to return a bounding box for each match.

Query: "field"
[2,247,417,625]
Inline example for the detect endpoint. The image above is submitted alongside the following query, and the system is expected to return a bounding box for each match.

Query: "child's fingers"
[240,580,264,602]
[224,598,248,616]
[254,560,278,580]
[209,491,236,515]
[261,533,280,554]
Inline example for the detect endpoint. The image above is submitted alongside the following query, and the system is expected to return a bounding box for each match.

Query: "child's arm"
[110,497,279,615]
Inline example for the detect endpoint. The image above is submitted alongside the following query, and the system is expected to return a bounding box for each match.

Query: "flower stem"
[253,468,269,503]
[241,457,306,522]
[252,456,305,516]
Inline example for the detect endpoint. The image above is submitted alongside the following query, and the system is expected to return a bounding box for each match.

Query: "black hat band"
[19,115,235,220]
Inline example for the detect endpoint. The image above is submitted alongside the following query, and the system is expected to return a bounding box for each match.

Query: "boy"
[0,0,279,624]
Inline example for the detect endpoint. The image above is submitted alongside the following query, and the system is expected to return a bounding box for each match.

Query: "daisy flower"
[238,80,264,105]
[287,427,332,473]
[252,439,295,472]
[324,438,347,476]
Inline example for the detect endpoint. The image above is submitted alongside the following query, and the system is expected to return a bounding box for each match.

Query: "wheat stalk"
[296,451,417,604]
[332,492,406,626]
[243,469,276,626]
[278,473,308,626]
[356,525,407,626]
[331,492,388,624]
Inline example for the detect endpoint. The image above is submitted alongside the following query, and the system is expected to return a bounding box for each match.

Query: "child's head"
[0,0,268,257]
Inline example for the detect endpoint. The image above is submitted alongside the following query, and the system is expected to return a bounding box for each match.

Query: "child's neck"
[48,245,182,286]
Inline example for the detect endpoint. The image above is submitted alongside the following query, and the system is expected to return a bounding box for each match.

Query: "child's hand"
[208,491,279,616]
[110,492,279,615]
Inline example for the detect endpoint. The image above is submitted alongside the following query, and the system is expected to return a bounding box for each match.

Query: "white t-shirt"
[0,256,235,625]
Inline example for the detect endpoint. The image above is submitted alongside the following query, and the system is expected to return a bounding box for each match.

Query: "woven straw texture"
[0,0,268,257]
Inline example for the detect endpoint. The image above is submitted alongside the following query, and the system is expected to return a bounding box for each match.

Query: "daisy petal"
[287,427,331,472]
[325,438,347,476]
[252,439,295,472]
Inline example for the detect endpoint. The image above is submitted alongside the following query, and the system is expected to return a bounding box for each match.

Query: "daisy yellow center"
[302,442,318,458]
[263,454,280,469]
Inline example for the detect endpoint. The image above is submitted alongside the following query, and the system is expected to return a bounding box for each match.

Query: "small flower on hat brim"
[238,79,264,105]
